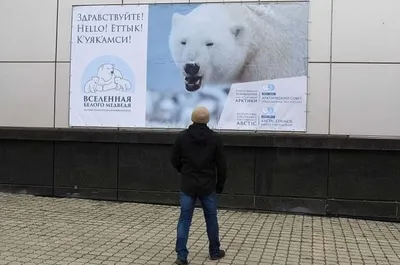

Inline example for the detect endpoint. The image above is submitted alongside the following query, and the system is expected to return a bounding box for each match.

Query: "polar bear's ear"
[230,24,244,39]
[172,13,184,27]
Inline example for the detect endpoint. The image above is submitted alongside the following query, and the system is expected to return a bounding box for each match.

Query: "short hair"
[191,106,210,124]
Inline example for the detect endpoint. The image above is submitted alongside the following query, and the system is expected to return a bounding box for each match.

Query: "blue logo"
[261,107,275,119]
[262,107,275,114]
[81,55,135,94]
[262,84,275,91]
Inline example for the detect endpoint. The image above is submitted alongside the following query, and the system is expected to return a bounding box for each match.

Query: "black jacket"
[171,123,227,196]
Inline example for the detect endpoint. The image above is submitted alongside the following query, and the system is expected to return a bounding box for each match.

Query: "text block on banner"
[69,5,149,127]
[218,77,307,131]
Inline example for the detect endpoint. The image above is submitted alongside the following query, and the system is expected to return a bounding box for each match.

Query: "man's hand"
[216,184,224,194]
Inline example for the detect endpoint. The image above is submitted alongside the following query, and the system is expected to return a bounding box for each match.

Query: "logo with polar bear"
[84,63,132,93]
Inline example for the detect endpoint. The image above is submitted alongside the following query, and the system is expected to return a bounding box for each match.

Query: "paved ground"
[0,193,400,265]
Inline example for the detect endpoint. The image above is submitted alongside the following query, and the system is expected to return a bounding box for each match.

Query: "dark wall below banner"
[0,128,399,222]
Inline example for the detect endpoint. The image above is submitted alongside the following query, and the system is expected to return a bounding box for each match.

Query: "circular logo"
[81,55,136,94]
[262,107,274,114]
[262,84,275,91]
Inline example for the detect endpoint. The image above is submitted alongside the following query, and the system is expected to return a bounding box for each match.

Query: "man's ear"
[172,13,184,27]
[230,24,244,39]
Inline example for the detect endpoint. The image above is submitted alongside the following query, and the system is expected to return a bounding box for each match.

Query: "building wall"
[0,0,398,137]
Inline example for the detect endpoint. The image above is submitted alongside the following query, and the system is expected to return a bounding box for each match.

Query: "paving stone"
[0,193,400,265]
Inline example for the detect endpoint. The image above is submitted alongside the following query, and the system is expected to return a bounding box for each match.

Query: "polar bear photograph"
[145,2,308,128]
[169,3,307,92]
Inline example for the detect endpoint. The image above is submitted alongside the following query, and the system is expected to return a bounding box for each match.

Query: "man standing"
[171,106,227,265]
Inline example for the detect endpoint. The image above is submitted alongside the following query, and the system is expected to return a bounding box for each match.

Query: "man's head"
[191,106,210,124]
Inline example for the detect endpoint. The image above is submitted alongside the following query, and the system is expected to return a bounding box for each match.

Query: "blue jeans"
[176,192,221,261]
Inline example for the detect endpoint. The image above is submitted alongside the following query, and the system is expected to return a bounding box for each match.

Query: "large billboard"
[69,2,309,131]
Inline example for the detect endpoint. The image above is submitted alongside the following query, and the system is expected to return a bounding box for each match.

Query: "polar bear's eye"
[180,41,186,45]
[206,42,214,47]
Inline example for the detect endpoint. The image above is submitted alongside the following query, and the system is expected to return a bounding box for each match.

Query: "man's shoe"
[175,258,189,265]
[210,250,226,260]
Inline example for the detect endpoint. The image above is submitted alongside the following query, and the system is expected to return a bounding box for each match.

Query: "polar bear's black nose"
[184,63,200,75]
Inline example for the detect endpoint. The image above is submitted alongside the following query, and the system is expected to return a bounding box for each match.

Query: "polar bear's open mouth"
[185,76,202,92]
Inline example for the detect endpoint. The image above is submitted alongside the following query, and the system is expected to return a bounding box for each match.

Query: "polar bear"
[84,77,99,93]
[114,77,132,92]
[169,3,308,92]
[96,63,123,91]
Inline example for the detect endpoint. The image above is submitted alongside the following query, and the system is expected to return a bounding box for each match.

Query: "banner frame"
[67,1,310,133]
